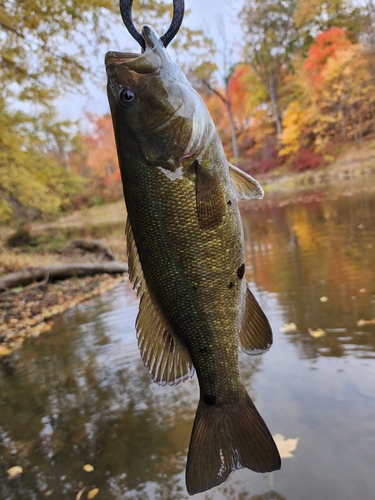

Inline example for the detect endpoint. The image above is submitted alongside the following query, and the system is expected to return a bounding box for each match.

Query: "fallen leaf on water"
[0,346,11,357]
[83,464,94,472]
[320,296,328,302]
[273,433,299,458]
[279,322,297,333]
[308,328,325,338]
[357,318,375,326]
[76,487,87,500]
[359,288,367,293]
[7,466,23,477]
[87,488,99,499]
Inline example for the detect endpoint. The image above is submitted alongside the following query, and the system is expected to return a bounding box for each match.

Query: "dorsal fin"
[125,217,146,296]
[239,284,273,354]
[228,163,264,200]
[126,217,195,385]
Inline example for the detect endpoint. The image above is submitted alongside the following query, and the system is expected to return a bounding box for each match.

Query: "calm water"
[1,179,375,500]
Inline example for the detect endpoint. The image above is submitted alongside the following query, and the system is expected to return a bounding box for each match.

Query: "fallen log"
[0,261,128,291]
[71,239,116,261]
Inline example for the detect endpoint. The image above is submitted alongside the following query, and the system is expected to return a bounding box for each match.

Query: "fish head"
[105,26,213,169]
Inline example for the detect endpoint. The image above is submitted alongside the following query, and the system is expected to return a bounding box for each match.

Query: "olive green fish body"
[106,25,280,495]
[121,137,245,405]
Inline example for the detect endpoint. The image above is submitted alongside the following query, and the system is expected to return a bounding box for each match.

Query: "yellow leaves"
[308,328,326,338]
[357,318,375,326]
[87,488,99,499]
[0,346,11,357]
[7,466,23,477]
[280,101,308,156]
[279,322,297,333]
[76,465,99,499]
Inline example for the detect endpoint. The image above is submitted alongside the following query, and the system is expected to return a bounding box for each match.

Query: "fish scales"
[124,150,245,404]
[106,25,280,495]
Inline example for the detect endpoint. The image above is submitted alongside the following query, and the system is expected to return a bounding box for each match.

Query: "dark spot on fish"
[227,200,232,206]
[228,282,234,289]
[199,347,208,354]
[237,263,245,280]
[192,285,198,291]
[203,394,217,406]
[163,330,174,352]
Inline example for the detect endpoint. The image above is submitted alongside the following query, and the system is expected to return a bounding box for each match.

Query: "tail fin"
[185,390,281,495]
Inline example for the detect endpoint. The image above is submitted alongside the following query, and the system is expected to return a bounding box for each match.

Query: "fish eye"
[119,88,135,107]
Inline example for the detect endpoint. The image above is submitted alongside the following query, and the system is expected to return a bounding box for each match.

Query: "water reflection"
[1,181,375,499]
[0,284,266,499]
[242,188,375,360]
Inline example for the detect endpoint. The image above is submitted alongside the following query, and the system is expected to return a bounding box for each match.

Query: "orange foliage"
[304,27,351,87]
[83,113,120,188]
[228,65,253,130]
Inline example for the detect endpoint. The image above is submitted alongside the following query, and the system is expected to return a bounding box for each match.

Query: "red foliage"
[246,138,281,174]
[304,28,351,87]
[294,148,322,172]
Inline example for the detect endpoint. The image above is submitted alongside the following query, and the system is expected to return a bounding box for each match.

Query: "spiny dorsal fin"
[239,284,273,354]
[228,163,264,200]
[126,219,195,385]
[125,217,146,296]
[136,290,195,386]
[195,160,226,230]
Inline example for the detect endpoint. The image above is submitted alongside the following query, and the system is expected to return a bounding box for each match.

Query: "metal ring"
[119,0,184,49]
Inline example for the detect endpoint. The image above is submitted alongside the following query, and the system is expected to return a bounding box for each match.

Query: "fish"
[105,25,281,495]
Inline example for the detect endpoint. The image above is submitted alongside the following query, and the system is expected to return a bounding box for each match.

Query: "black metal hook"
[119,0,185,50]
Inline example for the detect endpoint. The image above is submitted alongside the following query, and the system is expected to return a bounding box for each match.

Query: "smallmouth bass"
[105,26,280,495]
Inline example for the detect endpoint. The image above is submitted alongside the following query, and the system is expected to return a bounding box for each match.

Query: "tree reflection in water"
[1,180,375,499]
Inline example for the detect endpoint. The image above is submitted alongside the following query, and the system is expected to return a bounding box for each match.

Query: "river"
[1,177,375,500]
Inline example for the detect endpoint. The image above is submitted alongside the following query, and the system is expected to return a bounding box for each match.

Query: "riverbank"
[0,203,129,355]
[1,142,375,356]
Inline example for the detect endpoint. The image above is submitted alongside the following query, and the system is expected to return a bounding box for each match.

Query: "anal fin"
[239,284,273,354]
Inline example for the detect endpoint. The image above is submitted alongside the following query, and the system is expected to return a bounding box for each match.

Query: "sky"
[58,0,243,123]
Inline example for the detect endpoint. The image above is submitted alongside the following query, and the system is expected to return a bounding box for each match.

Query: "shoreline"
[1,144,375,356]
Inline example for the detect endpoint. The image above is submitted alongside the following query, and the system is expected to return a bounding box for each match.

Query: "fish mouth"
[105,49,161,76]
[105,51,139,66]
[105,26,163,73]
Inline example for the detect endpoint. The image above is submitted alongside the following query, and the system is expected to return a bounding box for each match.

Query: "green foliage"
[0,96,85,222]
[0,0,214,223]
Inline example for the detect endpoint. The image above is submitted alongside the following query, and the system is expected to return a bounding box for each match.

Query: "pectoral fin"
[126,218,195,385]
[195,160,226,230]
[229,163,264,200]
[239,284,273,354]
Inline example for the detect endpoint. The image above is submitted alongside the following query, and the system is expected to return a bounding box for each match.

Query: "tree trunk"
[0,262,128,291]
[225,79,239,162]
[268,73,283,140]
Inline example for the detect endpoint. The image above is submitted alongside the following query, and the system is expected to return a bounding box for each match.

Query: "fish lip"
[105,51,140,65]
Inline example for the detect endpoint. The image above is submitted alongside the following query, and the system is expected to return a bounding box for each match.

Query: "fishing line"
[119,0,185,49]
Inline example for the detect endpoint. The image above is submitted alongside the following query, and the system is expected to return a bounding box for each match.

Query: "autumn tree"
[239,0,298,140]
[80,113,122,201]
[281,28,375,159]
[293,0,362,52]
[0,0,211,221]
